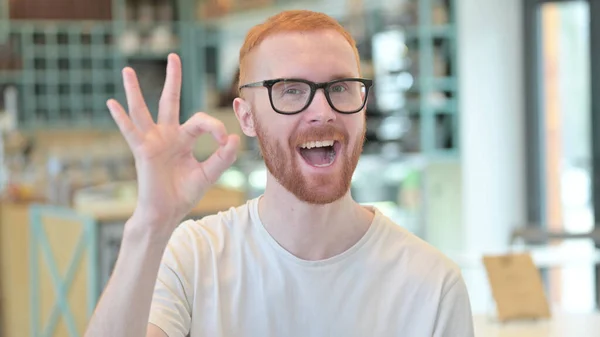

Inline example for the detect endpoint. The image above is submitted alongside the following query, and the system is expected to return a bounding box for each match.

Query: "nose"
[304,89,336,124]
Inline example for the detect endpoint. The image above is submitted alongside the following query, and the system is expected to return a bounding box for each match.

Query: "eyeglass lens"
[271,80,366,113]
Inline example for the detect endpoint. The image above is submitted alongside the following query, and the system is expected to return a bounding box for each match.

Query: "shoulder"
[370,208,463,287]
[369,209,474,334]
[167,198,257,254]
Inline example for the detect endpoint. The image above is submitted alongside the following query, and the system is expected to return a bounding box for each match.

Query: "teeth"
[300,140,334,149]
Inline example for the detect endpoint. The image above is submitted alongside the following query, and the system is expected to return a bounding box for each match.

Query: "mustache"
[291,124,348,147]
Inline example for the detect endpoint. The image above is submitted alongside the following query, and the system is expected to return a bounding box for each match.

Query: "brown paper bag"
[483,253,551,322]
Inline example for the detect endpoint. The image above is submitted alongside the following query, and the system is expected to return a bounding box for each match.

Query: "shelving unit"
[109,0,192,122]
[4,22,121,128]
[398,0,458,155]
[0,0,459,157]
[417,0,458,155]
[336,0,459,156]
[0,0,190,128]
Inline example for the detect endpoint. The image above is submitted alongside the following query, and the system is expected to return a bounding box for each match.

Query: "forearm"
[85,216,174,337]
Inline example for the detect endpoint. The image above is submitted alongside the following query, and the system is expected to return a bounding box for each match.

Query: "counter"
[0,183,246,337]
[473,312,600,337]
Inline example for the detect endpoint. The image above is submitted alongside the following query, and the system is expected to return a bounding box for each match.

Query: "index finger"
[180,112,228,145]
[106,99,143,148]
[158,53,182,125]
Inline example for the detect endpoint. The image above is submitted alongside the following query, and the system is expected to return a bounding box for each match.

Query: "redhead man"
[85,10,474,337]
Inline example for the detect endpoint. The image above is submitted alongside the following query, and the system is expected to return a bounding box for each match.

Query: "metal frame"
[29,205,98,337]
[524,0,545,226]
[590,0,600,232]
[590,0,600,308]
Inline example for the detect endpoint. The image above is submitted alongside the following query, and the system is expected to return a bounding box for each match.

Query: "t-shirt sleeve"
[433,273,475,337]
[149,222,195,337]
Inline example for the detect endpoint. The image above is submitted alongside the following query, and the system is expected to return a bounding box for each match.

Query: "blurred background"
[0,0,599,336]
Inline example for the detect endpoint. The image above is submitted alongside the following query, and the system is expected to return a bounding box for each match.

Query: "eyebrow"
[278,74,358,82]
[329,73,357,80]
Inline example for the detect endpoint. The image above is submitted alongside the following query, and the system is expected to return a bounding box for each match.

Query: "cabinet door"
[0,203,30,337]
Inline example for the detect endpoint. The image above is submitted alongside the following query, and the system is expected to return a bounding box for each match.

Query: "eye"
[285,88,303,95]
[329,84,347,93]
[272,81,309,97]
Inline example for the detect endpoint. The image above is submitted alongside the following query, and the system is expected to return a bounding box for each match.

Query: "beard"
[253,114,365,205]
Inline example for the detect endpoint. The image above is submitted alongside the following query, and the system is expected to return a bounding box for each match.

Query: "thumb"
[197,134,240,184]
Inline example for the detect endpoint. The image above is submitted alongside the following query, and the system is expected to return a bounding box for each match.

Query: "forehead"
[250,30,359,82]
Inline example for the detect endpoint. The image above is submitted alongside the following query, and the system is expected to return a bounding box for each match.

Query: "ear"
[233,97,256,137]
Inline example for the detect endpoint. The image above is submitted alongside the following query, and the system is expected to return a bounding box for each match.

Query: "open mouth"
[297,140,340,168]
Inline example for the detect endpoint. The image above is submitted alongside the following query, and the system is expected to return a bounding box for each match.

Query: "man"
[85,10,474,337]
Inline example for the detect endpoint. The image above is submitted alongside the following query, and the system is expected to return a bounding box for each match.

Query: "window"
[525,0,600,311]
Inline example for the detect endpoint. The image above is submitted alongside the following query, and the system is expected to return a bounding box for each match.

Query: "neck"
[258,173,374,261]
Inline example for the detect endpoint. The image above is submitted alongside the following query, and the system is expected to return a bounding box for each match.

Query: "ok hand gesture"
[107,53,240,233]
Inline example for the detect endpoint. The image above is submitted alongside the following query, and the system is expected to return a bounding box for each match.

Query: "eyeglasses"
[238,78,373,115]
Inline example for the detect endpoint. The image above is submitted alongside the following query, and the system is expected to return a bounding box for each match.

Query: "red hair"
[238,10,361,88]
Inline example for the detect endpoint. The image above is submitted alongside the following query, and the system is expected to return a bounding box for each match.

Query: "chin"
[292,173,351,205]
[295,189,348,205]
[296,182,348,205]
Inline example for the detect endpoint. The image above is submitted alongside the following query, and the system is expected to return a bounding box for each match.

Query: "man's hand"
[107,53,240,233]
[85,53,240,337]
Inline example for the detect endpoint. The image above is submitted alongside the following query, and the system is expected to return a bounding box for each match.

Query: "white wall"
[459,0,526,255]
[457,0,526,313]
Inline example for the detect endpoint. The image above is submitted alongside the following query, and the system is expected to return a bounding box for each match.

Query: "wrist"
[123,212,178,247]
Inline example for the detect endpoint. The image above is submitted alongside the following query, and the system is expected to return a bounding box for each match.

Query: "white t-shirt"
[149,197,474,337]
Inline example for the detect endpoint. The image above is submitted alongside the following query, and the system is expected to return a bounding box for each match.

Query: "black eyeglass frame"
[238,77,373,115]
